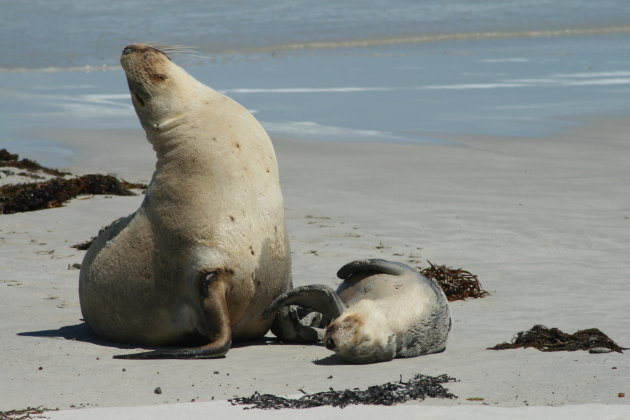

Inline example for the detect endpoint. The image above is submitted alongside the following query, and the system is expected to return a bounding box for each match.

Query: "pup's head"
[323,300,396,363]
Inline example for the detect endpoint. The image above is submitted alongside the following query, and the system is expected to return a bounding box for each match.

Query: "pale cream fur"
[325,267,450,363]
[79,45,291,348]
[326,300,396,362]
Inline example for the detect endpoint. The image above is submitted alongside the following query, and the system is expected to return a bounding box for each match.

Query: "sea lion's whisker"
[143,43,214,61]
[178,54,217,62]
[149,43,198,54]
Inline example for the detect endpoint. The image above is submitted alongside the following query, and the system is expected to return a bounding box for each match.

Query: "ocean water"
[2,0,630,70]
[1,1,630,166]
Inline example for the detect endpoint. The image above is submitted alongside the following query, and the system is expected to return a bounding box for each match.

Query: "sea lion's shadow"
[17,322,140,350]
[17,327,308,353]
[17,327,353,360]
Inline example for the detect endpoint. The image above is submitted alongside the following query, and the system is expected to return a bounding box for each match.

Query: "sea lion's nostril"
[122,44,149,56]
[325,338,336,350]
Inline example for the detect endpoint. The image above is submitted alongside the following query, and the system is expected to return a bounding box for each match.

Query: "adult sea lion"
[265,259,450,364]
[79,44,291,359]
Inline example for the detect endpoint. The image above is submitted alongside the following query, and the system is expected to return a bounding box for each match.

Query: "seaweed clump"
[420,261,489,301]
[230,373,456,410]
[489,324,627,353]
[0,406,54,420]
[71,235,98,251]
[0,148,68,177]
[1,175,146,214]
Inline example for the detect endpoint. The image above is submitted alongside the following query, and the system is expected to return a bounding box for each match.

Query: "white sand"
[44,401,630,420]
[1,116,629,418]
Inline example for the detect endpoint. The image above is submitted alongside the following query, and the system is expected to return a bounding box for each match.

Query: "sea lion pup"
[264,259,450,364]
[79,44,291,359]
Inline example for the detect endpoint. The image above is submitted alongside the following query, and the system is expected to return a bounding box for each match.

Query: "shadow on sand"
[18,324,292,355]
[17,322,137,350]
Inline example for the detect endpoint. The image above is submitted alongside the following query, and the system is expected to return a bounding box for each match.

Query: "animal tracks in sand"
[289,212,427,265]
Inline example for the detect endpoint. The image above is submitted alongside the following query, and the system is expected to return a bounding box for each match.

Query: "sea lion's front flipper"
[270,305,325,343]
[114,271,232,359]
[264,285,346,343]
[337,258,414,280]
[263,284,346,320]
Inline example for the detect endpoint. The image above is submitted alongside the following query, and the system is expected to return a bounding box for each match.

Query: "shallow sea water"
[2,0,630,70]
[1,1,630,166]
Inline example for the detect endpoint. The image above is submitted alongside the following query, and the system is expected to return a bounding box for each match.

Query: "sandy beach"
[1,113,629,418]
[2,3,630,415]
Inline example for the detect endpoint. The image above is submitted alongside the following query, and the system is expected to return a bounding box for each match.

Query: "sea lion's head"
[323,300,396,363]
[120,44,205,131]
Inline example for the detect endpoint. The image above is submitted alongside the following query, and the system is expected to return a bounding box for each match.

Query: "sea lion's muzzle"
[120,44,171,109]
[121,44,171,60]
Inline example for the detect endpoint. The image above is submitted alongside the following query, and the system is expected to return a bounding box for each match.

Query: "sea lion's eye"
[149,73,168,82]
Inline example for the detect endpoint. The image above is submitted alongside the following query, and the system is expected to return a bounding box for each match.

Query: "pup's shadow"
[312,354,349,366]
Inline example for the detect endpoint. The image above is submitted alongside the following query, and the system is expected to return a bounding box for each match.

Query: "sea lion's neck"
[145,109,236,186]
[148,122,193,162]
[144,88,224,163]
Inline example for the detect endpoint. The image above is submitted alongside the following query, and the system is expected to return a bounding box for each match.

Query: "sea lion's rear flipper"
[264,285,346,320]
[337,259,414,280]
[113,271,233,359]
[112,338,231,359]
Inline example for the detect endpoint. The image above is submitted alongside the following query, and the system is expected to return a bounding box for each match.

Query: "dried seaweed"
[488,324,627,353]
[0,406,53,420]
[71,238,97,251]
[420,260,489,301]
[230,373,457,409]
[1,149,147,214]
[0,148,68,177]
[1,175,146,214]
[73,233,98,251]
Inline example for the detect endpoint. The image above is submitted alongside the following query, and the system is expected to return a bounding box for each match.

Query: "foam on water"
[262,121,446,144]
[222,87,393,94]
